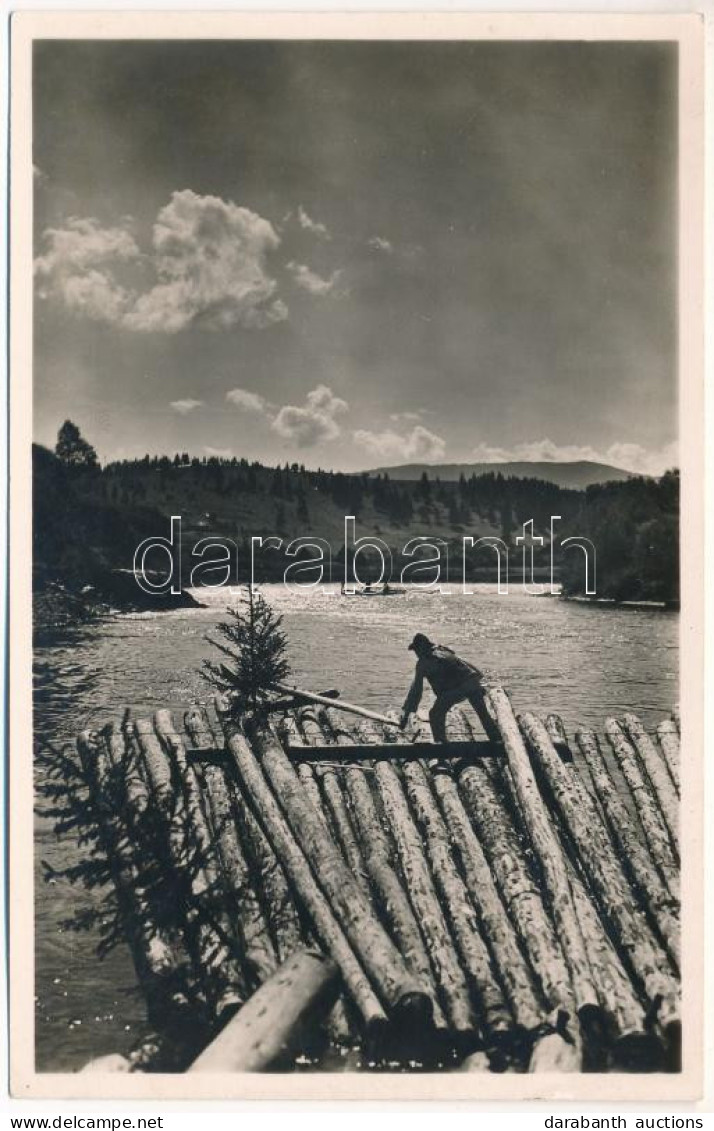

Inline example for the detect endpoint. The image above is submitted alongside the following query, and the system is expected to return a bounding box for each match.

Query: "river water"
[33,584,678,1071]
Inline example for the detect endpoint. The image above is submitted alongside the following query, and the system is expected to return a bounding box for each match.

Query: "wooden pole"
[520,713,679,1032]
[622,713,679,853]
[189,948,340,1073]
[223,724,387,1033]
[576,729,680,968]
[246,722,433,1030]
[605,719,679,899]
[656,720,681,794]
[429,764,546,1034]
[484,689,598,1018]
[271,682,401,728]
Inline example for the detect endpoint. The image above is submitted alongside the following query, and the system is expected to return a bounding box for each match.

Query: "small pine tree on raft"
[203,584,290,712]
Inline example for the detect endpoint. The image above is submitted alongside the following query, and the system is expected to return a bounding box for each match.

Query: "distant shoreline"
[560,594,679,612]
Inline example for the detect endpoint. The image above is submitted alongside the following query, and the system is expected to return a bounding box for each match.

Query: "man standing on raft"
[399,633,501,744]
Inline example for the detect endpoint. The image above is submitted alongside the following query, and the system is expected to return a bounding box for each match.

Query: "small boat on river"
[341,582,407,597]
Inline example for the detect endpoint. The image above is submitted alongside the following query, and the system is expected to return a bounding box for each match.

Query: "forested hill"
[364,460,634,491]
[33,422,680,623]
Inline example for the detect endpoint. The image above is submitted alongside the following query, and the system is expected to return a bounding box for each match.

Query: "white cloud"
[389,410,426,425]
[34,217,140,323]
[296,205,330,240]
[226,388,270,413]
[125,191,286,332]
[35,191,287,334]
[271,384,348,448]
[368,236,393,254]
[605,441,679,477]
[170,398,203,415]
[470,438,678,476]
[204,446,233,459]
[287,261,341,296]
[354,424,446,464]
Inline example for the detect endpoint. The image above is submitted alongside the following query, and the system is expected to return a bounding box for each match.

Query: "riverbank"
[33,576,203,633]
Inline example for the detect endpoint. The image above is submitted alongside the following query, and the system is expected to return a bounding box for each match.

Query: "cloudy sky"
[33,39,677,474]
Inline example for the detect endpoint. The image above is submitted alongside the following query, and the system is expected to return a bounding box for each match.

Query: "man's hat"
[408,633,433,653]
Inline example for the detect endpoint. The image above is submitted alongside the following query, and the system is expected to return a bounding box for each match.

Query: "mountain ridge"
[362,459,638,490]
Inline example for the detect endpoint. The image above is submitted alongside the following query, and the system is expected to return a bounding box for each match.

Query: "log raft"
[67,687,680,1074]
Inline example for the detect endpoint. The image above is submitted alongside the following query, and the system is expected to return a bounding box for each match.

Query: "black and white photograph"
[9,11,705,1101]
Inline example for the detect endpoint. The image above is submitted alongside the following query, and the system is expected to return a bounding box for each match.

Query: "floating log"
[103,725,195,1014]
[655,720,681,794]
[400,759,514,1046]
[296,709,426,1044]
[622,713,679,852]
[294,706,330,747]
[184,708,278,987]
[605,719,679,898]
[263,714,357,1047]
[519,714,679,1031]
[154,710,248,1006]
[206,699,306,968]
[132,717,174,813]
[576,729,679,967]
[483,689,598,1018]
[318,768,372,899]
[457,762,575,1019]
[545,716,589,787]
[246,721,433,1029]
[222,722,387,1033]
[77,731,190,1019]
[320,708,447,1031]
[133,716,244,1019]
[565,862,656,1070]
[374,759,477,1040]
[189,948,339,1073]
[296,761,334,833]
[429,764,546,1034]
